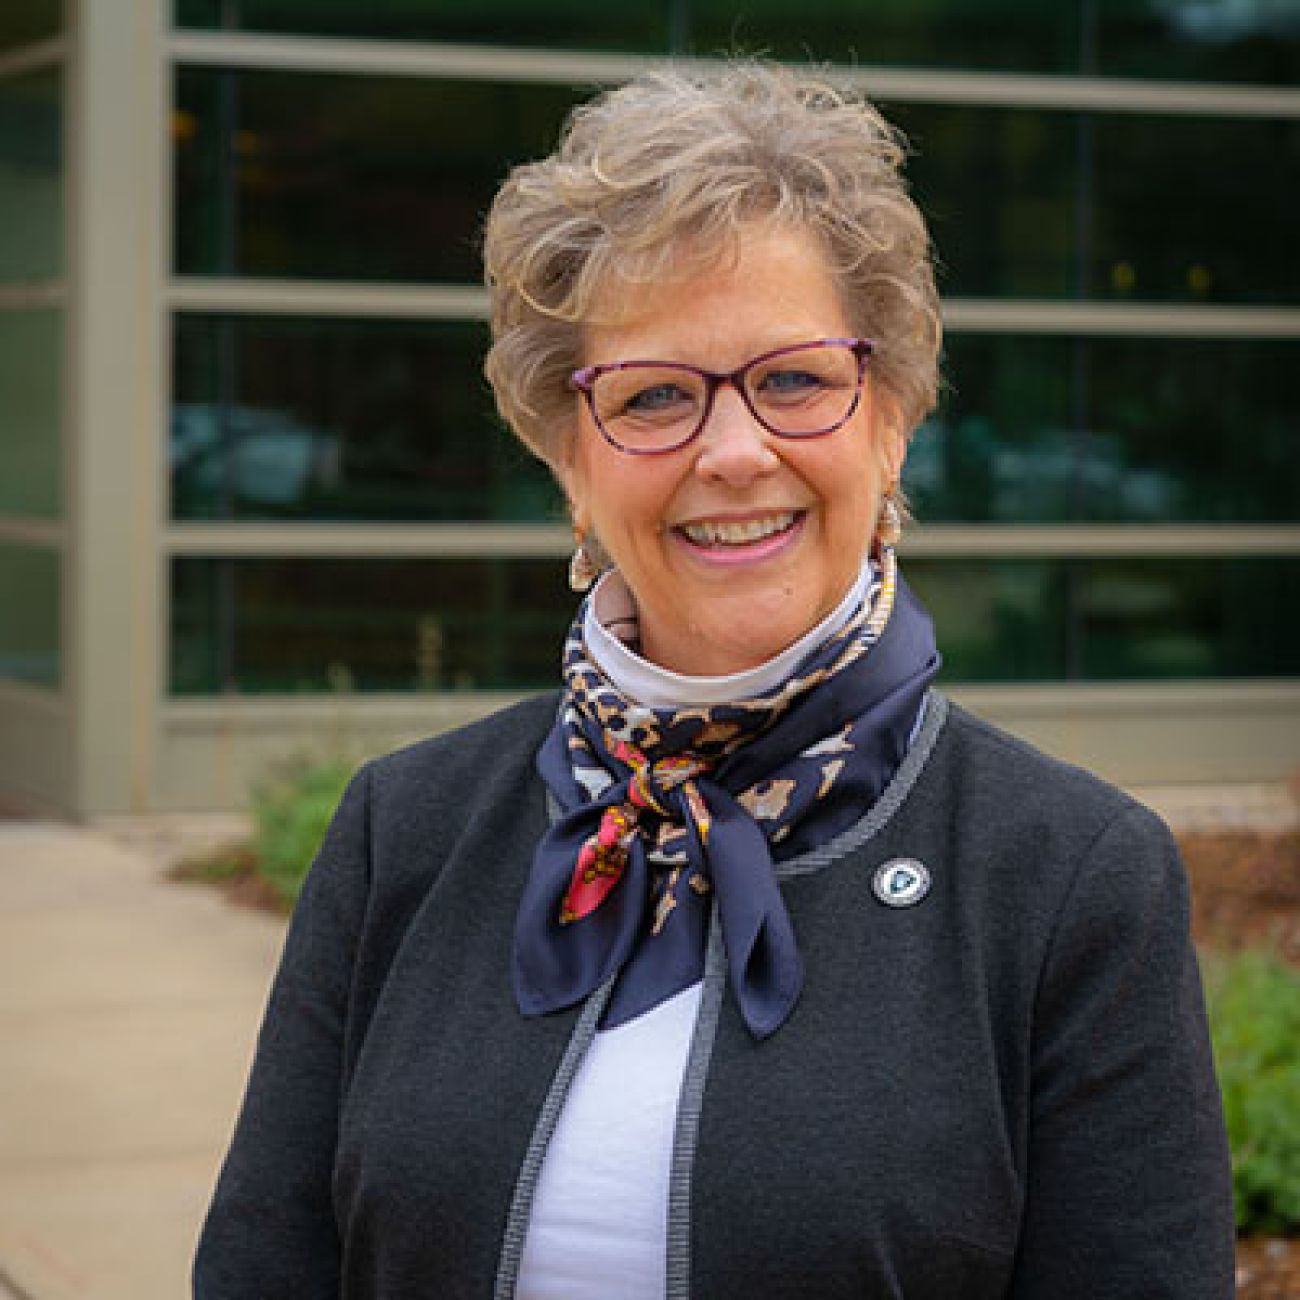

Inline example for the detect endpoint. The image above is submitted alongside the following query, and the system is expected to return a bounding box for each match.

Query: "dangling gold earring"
[865,484,903,642]
[876,485,903,549]
[568,527,602,593]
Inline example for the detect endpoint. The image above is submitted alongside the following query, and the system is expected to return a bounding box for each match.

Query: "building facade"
[1,0,1297,816]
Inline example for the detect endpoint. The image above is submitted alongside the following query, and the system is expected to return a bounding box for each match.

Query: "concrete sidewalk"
[0,824,284,1300]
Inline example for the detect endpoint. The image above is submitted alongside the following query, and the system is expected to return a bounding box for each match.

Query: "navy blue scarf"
[513,566,940,1039]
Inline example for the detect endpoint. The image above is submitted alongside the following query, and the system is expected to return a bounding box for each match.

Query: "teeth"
[680,512,798,546]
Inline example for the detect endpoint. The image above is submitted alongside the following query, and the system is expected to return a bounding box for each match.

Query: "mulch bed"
[168,843,290,915]
[1184,829,1300,966]
[172,824,1300,1291]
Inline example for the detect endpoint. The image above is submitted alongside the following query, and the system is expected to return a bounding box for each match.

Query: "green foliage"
[1205,949,1300,1236]
[249,753,356,907]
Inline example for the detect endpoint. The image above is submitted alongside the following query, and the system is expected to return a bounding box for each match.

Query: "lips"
[676,511,802,548]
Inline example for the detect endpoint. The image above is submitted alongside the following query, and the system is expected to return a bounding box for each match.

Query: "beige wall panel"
[152,683,1300,813]
[65,0,167,816]
[155,694,534,810]
[953,682,1300,787]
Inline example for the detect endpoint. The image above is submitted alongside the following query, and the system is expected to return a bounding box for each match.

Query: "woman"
[194,64,1233,1298]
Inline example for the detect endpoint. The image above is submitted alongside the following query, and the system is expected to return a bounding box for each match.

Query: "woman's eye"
[759,369,826,397]
[624,383,693,416]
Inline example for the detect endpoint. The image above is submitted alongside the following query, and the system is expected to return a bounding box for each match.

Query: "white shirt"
[515,983,703,1299]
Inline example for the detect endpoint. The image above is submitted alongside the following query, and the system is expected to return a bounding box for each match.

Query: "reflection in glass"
[174,71,582,282]
[892,102,1297,304]
[1086,338,1297,523]
[908,557,1298,683]
[905,336,1298,524]
[173,69,1298,305]
[0,70,62,281]
[0,309,61,516]
[174,0,670,51]
[893,103,1077,299]
[906,559,1068,681]
[171,315,561,521]
[0,0,59,53]
[692,0,1080,74]
[170,556,574,693]
[1097,0,1300,85]
[172,0,1300,84]
[1080,559,1300,679]
[1092,114,1299,304]
[170,554,1298,695]
[0,543,59,687]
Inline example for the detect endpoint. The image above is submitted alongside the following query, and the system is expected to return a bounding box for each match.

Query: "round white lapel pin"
[872,858,931,908]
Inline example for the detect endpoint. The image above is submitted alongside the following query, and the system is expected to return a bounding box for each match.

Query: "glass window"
[906,336,1298,525]
[174,70,583,282]
[0,308,62,516]
[1091,113,1299,305]
[908,556,1299,682]
[0,542,59,687]
[892,102,1079,299]
[174,71,1298,304]
[172,315,561,521]
[174,0,671,51]
[691,0,1081,74]
[1079,557,1299,679]
[171,555,1298,693]
[1097,0,1300,85]
[906,558,1069,681]
[0,0,59,53]
[170,556,574,693]
[890,102,1298,304]
[1084,337,1297,524]
[0,69,62,281]
[171,0,1300,83]
[694,0,1295,82]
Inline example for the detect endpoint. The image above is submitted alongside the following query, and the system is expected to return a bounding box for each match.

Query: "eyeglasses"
[571,337,875,456]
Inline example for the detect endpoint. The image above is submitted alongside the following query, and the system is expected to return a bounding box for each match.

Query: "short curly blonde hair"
[482,61,941,468]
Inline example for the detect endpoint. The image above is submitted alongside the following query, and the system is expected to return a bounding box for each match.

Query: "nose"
[692,382,781,484]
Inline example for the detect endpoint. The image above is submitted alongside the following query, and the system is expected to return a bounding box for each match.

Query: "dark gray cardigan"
[193,692,1234,1298]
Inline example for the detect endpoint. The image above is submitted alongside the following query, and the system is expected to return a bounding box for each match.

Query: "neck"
[584,562,876,709]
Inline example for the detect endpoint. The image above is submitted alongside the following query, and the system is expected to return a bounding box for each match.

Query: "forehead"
[581,224,849,363]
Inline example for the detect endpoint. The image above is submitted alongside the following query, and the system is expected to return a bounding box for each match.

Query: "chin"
[699,622,807,675]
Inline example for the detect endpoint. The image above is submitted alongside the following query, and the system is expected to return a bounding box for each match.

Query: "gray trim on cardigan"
[666,912,727,1300]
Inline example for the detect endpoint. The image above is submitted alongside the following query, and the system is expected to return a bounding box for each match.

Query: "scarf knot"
[559,743,713,924]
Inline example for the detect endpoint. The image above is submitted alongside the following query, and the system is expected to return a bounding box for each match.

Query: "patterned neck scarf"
[513,557,941,1039]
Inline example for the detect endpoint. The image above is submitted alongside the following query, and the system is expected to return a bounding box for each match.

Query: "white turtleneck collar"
[582,561,877,709]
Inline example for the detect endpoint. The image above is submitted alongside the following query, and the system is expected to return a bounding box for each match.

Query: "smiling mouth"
[677,511,803,547]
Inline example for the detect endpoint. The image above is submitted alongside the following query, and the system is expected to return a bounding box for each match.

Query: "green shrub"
[1204,949,1300,1236]
[250,753,356,907]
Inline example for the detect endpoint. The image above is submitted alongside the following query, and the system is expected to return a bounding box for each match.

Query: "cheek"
[568,448,661,550]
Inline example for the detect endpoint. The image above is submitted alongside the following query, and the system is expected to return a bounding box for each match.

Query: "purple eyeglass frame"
[570,336,875,456]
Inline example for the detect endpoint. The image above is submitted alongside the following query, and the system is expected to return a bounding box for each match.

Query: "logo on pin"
[872,858,931,908]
